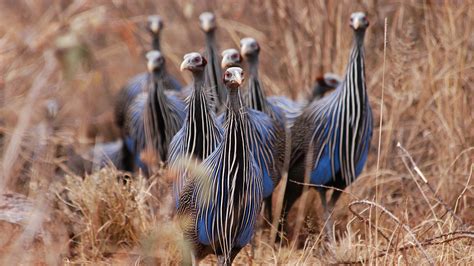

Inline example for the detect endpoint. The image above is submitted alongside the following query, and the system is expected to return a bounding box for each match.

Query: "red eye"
[225,72,231,79]
[193,57,200,64]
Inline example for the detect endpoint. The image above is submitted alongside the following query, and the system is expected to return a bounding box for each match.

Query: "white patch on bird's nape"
[183,52,200,61]
[351,12,366,20]
[221,48,239,58]
[199,11,215,21]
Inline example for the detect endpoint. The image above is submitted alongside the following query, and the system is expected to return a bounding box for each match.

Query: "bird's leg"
[317,188,334,241]
[250,206,265,260]
[264,196,273,225]
[217,255,232,266]
[230,247,242,265]
[329,189,342,211]
[191,254,197,266]
[250,232,257,260]
[121,139,135,173]
[277,179,304,243]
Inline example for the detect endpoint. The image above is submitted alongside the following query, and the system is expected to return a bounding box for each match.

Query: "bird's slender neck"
[330,28,372,184]
[147,69,171,159]
[183,70,219,159]
[247,56,259,78]
[341,30,367,102]
[205,31,216,49]
[224,86,251,181]
[246,56,268,112]
[354,30,366,47]
[152,68,165,82]
[152,33,161,51]
[312,86,324,101]
[149,70,168,111]
[228,87,243,114]
[192,71,205,93]
[205,30,227,109]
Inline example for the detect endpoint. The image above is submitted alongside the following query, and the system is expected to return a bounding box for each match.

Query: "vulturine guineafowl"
[113,15,181,172]
[282,12,373,238]
[177,67,263,265]
[124,50,186,175]
[146,15,182,92]
[169,52,223,208]
[115,15,180,133]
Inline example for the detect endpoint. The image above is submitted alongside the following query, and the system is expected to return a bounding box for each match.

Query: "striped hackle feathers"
[169,52,223,207]
[290,11,373,191]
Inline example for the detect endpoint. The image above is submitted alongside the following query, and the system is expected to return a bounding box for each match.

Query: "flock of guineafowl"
[94,10,373,265]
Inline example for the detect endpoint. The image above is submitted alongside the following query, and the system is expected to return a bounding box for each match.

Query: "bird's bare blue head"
[223,67,244,90]
[147,15,164,35]
[199,12,217,33]
[240,37,260,59]
[180,52,207,73]
[146,50,165,74]
[221,48,242,69]
[350,12,369,32]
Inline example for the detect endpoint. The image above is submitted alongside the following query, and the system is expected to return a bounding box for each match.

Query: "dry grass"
[58,169,152,261]
[0,0,473,264]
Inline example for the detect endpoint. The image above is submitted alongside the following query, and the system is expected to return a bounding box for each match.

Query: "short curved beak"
[150,21,161,34]
[240,44,252,56]
[221,57,232,69]
[148,61,159,73]
[352,19,361,30]
[180,60,189,71]
[201,21,213,32]
[233,72,243,86]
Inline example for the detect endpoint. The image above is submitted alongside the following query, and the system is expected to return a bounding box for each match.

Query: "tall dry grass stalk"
[0,0,472,264]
